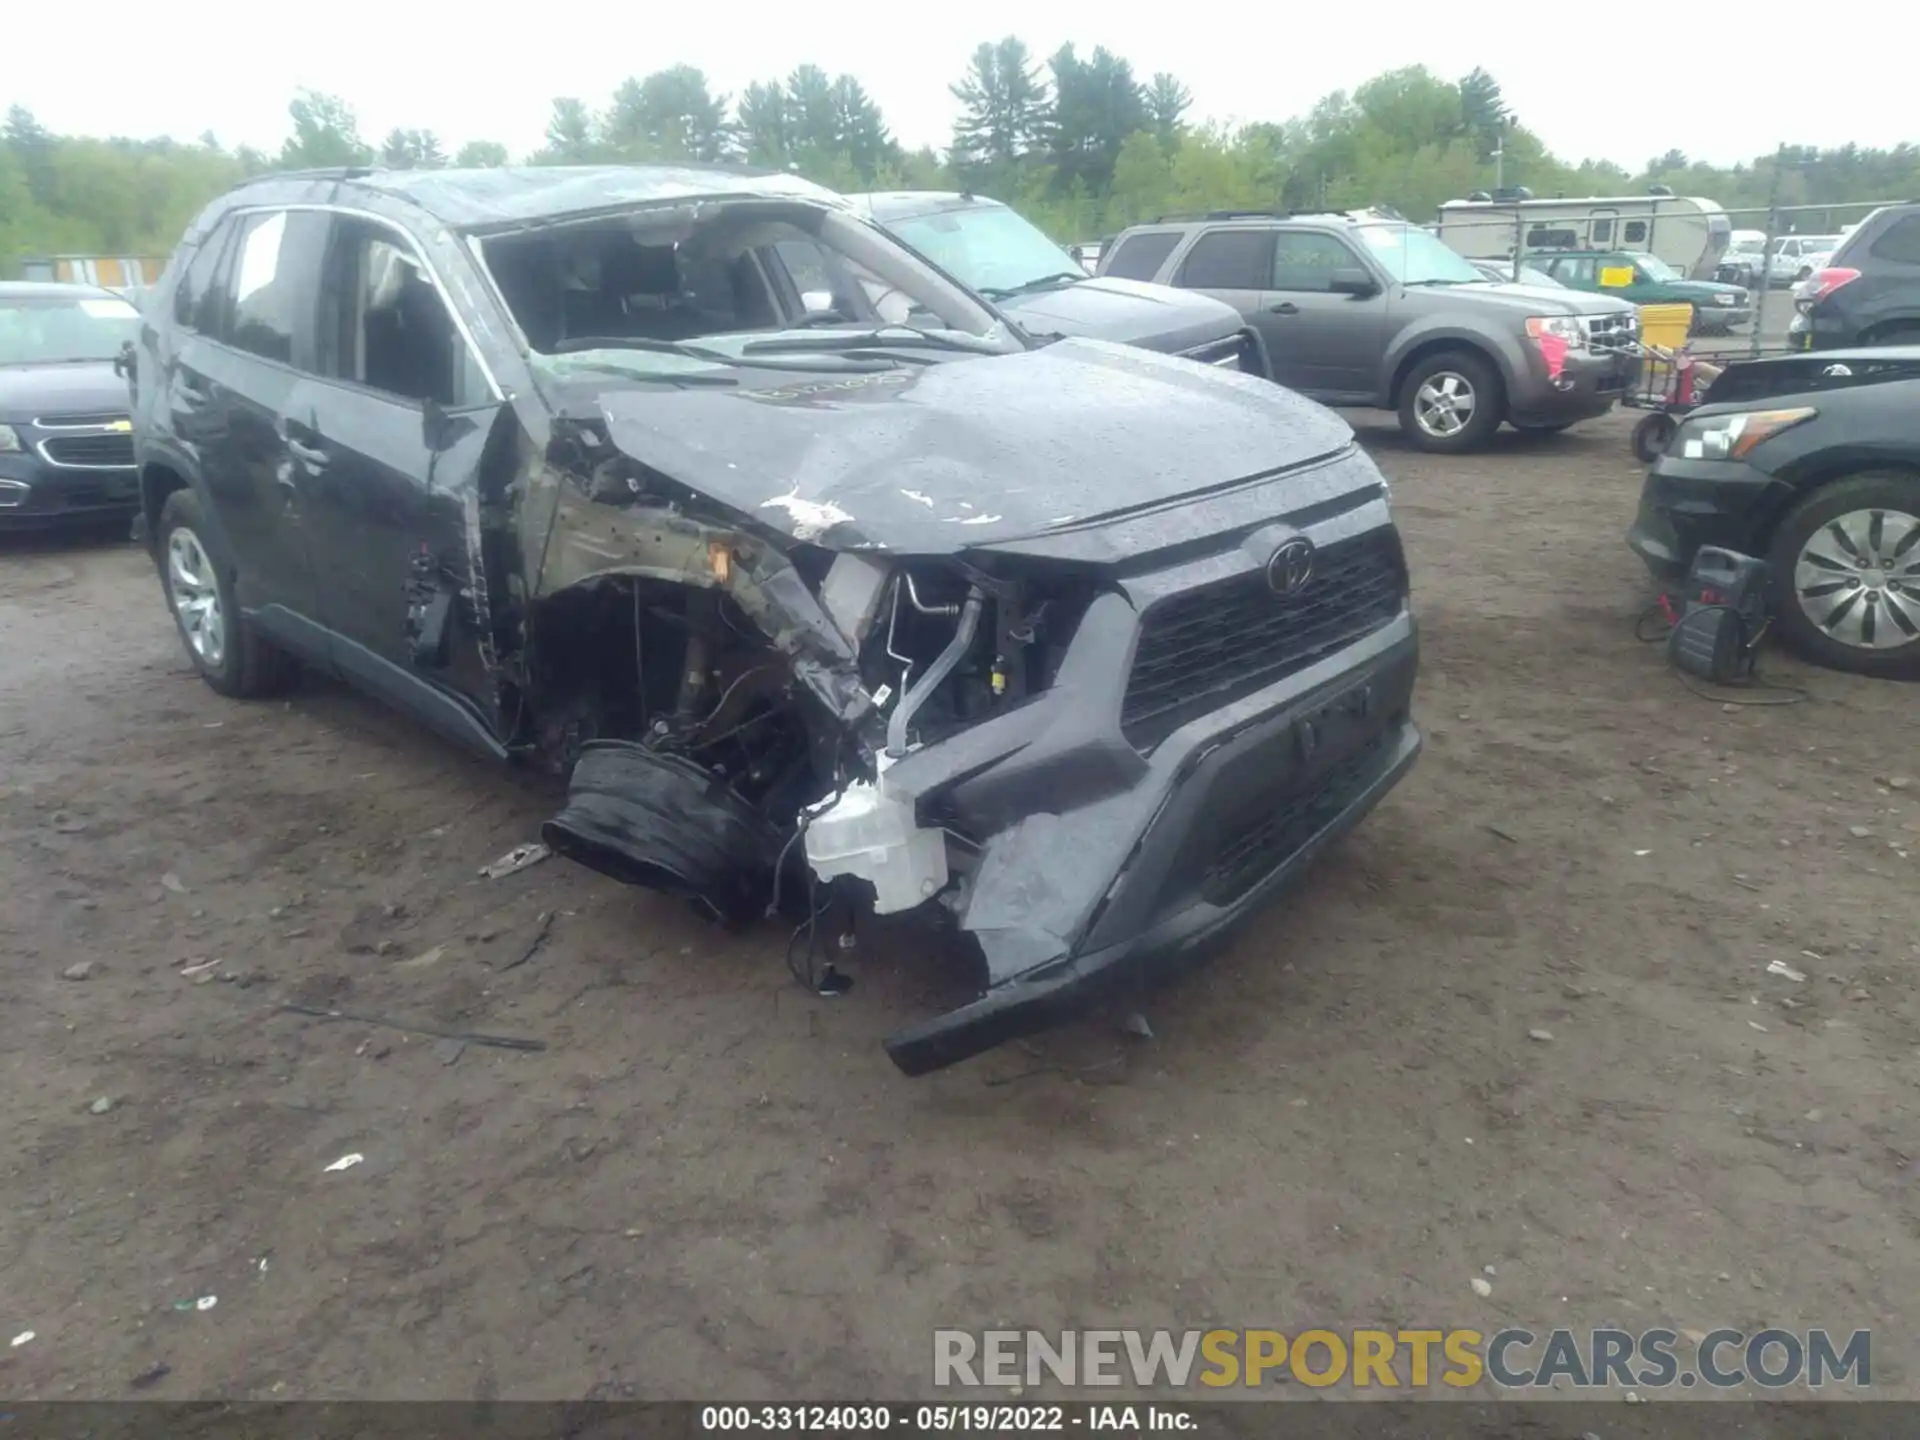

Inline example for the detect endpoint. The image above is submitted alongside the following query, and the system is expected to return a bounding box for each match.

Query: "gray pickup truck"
[1100,211,1642,452]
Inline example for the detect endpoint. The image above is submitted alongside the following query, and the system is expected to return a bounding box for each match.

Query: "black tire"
[1764,471,1920,679]
[155,489,297,698]
[1397,350,1504,453]
[1631,412,1678,465]
[1866,324,1920,349]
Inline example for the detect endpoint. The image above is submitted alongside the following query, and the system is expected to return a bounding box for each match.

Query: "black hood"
[998,276,1244,354]
[0,360,129,420]
[587,338,1353,554]
[1696,345,1920,407]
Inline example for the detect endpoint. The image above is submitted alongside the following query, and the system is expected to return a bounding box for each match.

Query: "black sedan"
[0,281,144,531]
[1628,347,1920,677]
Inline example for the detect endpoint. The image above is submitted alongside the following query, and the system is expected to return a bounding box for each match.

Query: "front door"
[300,212,511,752]
[1258,228,1388,400]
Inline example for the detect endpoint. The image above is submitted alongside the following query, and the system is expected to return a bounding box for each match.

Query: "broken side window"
[316,217,490,409]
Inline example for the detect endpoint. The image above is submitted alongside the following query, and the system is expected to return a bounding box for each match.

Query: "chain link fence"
[1703,200,1893,357]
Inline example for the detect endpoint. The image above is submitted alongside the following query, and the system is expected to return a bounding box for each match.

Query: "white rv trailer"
[1434,194,1732,279]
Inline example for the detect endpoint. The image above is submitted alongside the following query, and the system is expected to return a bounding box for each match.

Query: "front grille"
[1202,731,1394,903]
[35,411,131,429]
[1121,529,1405,748]
[41,433,135,468]
[1585,311,1639,354]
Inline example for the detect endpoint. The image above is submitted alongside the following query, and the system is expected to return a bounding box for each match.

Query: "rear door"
[1169,226,1274,361]
[301,211,512,751]
[1259,227,1387,400]
[176,207,333,645]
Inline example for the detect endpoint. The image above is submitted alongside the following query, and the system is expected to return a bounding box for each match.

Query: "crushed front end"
[855,447,1420,1074]
[522,398,1418,1078]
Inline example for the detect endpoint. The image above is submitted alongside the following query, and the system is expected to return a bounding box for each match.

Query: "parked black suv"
[846,192,1268,376]
[1791,203,1920,351]
[130,165,1421,1074]
[1100,211,1641,452]
[0,281,144,531]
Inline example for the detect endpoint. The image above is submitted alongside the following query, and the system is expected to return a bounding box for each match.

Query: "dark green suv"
[1532,250,1752,333]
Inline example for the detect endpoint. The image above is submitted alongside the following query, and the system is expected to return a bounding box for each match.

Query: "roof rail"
[237,165,380,187]
[1152,209,1289,223]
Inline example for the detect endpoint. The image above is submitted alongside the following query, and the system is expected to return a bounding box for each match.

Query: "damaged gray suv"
[128,165,1423,1075]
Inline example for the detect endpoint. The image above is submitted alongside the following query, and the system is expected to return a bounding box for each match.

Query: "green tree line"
[7,46,1920,268]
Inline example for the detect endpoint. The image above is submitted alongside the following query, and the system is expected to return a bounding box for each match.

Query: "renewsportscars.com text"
[933,1327,1872,1391]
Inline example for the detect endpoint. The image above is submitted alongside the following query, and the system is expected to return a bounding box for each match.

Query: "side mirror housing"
[1329,268,1379,298]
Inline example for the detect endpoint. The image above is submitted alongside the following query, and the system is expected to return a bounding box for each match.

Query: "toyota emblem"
[1265,538,1316,596]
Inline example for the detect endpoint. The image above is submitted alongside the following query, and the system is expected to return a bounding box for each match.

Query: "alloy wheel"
[166,526,227,670]
[1413,372,1476,439]
[1793,507,1920,651]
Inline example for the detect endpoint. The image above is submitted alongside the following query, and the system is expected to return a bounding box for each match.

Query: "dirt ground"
[3,408,1916,1403]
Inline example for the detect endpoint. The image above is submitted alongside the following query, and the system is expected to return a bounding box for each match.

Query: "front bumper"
[1626,452,1795,582]
[1696,305,1752,330]
[1508,346,1635,427]
[0,446,139,530]
[884,612,1420,1076]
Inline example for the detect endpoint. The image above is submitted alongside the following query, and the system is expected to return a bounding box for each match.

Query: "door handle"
[287,438,330,470]
[1267,301,1300,315]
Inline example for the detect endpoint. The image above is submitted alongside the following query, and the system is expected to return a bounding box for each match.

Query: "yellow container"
[1635,302,1695,397]
[1638,302,1694,353]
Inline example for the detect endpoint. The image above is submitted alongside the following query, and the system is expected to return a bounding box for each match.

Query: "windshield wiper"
[977,271,1087,300]
[740,325,1002,357]
[557,359,739,388]
[1403,278,1466,287]
[550,334,897,373]
[552,336,739,363]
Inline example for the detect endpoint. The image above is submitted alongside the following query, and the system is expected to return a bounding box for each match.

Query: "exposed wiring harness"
[768,784,849,991]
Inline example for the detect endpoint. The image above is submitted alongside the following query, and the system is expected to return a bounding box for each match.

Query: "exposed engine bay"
[527,424,1100,935]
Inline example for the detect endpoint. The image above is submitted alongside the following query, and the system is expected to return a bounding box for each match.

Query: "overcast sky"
[14,0,1911,172]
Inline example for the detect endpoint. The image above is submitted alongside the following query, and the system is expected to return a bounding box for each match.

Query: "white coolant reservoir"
[802,758,949,914]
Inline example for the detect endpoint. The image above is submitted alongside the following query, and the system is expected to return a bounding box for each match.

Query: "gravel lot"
[2,408,1915,1401]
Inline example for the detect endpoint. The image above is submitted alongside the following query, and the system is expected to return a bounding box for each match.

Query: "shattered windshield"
[482,200,1018,384]
[879,202,1084,298]
[0,293,140,365]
